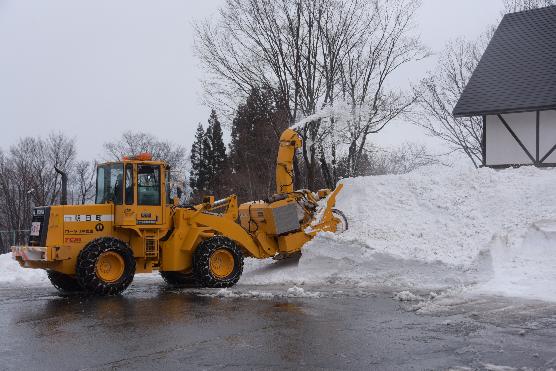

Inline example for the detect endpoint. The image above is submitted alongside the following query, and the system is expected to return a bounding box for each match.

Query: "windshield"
[95,163,124,204]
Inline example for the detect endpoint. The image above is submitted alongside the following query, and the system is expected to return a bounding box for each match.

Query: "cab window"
[95,164,124,204]
[138,165,160,206]
[125,164,134,205]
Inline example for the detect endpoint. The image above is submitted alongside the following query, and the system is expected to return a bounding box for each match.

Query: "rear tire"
[193,236,244,288]
[47,270,82,293]
[76,237,135,295]
[160,271,198,287]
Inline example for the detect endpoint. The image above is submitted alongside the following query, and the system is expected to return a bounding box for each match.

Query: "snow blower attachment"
[12,128,346,295]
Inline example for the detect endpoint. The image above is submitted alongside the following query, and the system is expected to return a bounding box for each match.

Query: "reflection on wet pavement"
[1,282,555,370]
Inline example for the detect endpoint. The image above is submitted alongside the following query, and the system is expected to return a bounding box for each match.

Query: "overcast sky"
[0,0,506,160]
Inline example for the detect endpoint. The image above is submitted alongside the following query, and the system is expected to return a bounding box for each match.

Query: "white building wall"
[485,112,535,166]
[485,110,556,166]
[540,110,556,163]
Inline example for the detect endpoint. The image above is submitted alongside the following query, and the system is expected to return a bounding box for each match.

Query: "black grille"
[28,207,50,246]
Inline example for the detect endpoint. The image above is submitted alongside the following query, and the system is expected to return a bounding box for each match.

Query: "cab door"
[115,163,137,226]
[136,164,164,225]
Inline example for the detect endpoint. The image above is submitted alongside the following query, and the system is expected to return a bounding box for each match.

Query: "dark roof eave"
[452,6,556,118]
[453,104,556,118]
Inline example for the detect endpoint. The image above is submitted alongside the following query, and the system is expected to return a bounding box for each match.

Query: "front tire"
[193,236,244,288]
[47,270,82,293]
[76,237,135,295]
[332,208,348,233]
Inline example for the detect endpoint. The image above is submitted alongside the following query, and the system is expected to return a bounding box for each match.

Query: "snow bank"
[474,220,556,301]
[242,233,489,290]
[0,253,47,285]
[394,291,425,302]
[244,165,556,302]
[197,286,322,299]
[336,165,556,266]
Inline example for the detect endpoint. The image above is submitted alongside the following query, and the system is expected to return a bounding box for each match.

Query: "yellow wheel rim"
[95,251,125,283]
[209,249,235,279]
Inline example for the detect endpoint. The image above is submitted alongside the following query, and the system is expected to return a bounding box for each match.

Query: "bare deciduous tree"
[0,134,76,251]
[335,141,438,177]
[8,133,76,206]
[414,37,488,168]
[373,142,439,175]
[503,0,555,12]
[195,0,427,189]
[104,131,187,182]
[72,160,96,205]
[333,0,428,179]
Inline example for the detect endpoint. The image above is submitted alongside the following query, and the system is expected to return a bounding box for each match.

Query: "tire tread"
[76,237,135,295]
[193,236,243,288]
[160,271,199,287]
[47,270,82,292]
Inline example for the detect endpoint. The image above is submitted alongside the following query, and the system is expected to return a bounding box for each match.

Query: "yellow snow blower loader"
[12,128,347,295]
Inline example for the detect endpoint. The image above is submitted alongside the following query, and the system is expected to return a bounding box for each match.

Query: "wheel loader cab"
[95,156,171,227]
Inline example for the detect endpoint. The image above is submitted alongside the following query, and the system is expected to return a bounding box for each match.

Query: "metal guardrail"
[0,230,29,254]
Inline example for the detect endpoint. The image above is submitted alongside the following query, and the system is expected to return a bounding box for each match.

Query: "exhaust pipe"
[54,167,68,205]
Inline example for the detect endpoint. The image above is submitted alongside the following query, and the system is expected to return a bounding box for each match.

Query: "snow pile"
[244,165,556,301]
[198,288,275,299]
[0,253,47,285]
[243,233,489,290]
[285,286,322,298]
[335,165,556,266]
[196,286,321,299]
[474,220,556,301]
[394,291,425,302]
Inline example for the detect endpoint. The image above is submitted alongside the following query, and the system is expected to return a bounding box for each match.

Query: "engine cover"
[239,199,300,236]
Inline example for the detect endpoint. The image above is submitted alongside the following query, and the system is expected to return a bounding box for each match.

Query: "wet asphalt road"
[1,279,556,370]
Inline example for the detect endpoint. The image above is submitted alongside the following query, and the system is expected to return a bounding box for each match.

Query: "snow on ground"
[473,220,556,301]
[195,286,322,299]
[0,253,47,285]
[2,165,556,302]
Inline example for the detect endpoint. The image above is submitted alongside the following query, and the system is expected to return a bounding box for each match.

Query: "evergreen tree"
[190,111,229,200]
[205,110,228,196]
[201,125,213,191]
[228,88,289,201]
[189,123,209,197]
[207,110,227,177]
